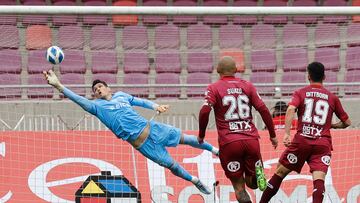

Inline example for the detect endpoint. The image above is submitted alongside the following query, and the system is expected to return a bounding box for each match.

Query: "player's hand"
[270,137,278,149]
[197,136,204,144]
[43,70,61,88]
[283,133,291,147]
[156,105,169,113]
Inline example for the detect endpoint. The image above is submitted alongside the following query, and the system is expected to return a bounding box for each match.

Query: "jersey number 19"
[302,98,329,125]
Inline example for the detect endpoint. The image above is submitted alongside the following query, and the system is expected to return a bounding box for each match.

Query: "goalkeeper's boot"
[255,160,267,191]
[194,179,211,194]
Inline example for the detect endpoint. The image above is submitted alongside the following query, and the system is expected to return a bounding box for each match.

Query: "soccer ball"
[46,46,64,64]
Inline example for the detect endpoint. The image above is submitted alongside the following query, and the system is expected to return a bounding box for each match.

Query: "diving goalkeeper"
[43,70,219,194]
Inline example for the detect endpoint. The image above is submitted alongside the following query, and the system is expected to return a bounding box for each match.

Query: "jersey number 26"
[222,95,250,120]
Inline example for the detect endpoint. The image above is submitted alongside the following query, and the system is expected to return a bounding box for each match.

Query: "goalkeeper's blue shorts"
[136,120,181,168]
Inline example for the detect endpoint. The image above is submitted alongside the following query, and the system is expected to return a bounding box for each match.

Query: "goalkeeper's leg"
[164,160,211,194]
[180,134,219,156]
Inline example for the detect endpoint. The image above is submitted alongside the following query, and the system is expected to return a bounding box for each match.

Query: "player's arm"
[331,119,351,129]
[198,87,215,144]
[284,105,296,135]
[127,94,168,113]
[250,86,278,148]
[331,97,351,129]
[198,102,212,144]
[43,70,96,114]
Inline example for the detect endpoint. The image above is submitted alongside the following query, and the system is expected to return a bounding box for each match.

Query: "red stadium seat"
[112,0,138,26]
[219,49,245,73]
[25,25,51,50]
[352,0,360,22]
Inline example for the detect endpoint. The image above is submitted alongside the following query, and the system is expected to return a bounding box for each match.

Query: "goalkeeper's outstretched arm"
[43,70,96,114]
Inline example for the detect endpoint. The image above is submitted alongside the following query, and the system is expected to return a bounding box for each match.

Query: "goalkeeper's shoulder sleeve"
[63,87,97,115]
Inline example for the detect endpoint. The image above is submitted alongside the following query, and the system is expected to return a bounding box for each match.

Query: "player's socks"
[182,134,218,156]
[169,162,192,181]
[191,176,211,194]
[259,174,283,203]
[255,160,267,191]
[313,179,325,203]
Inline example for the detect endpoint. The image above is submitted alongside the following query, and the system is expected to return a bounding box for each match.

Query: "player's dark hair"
[307,62,325,82]
[272,101,287,117]
[92,79,108,91]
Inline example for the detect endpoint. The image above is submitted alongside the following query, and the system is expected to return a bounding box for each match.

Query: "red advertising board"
[0,130,359,202]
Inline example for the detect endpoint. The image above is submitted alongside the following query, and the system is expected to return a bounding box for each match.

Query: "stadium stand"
[0,25,19,49]
[0,50,21,74]
[315,47,340,72]
[60,73,86,96]
[27,50,52,74]
[251,49,277,72]
[22,0,48,25]
[52,0,78,26]
[202,0,228,25]
[82,0,108,25]
[27,73,54,98]
[0,73,21,98]
[187,24,212,49]
[0,0,358,99]
[346,23,360,47]
[186,72,211,98]
[281,71,306,96]
[292,0,318,24]
[123,52,149,73]
[344,69,360,96]
[57,25,84,50]
[218,24,244,49]
[0,0,17,25]
[263,0,288,25]
[122,25,148,49]
[250,71,275,96]
[154,24,180,49]
[232,0,258,25]
[112,0,138,26]
[155,72,181,98]
[282,48,308,72]
[251,24,276,49]
[172,0,198,25]
[282,24,308,48]
[346,46,360,71]
[26,25,51,50]
[322,0,348,24]
[142,0,168,25]
[91,51,118,74]
[59,50,86,74]
[187,52,213,73]
[155,51,182,73]
[314,23,340,47]
[123,72,149,97]
[90,25,116,50]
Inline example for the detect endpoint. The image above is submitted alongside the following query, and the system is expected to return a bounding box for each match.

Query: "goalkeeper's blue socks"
[182,134,219,156]
[169,162,192,181]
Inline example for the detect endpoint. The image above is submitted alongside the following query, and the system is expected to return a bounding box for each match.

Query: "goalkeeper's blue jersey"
[63,87,156,141]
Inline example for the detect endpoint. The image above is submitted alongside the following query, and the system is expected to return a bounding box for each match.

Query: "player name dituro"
[227,88,243,95]
[306,92,329,100]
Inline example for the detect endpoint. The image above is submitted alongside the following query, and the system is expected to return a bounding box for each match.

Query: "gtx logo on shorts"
[227,161,240,172]
[287,153,298,164]
[321,155,331,166]
[229,121,251,131]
